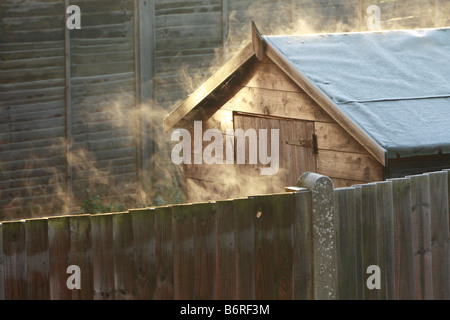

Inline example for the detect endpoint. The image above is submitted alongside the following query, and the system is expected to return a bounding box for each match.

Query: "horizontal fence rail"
[0,169,449,300]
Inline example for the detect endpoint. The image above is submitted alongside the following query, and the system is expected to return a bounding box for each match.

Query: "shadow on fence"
[0,169,449,300]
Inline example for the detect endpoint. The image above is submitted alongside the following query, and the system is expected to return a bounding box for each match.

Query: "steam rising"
[1,1,446,220]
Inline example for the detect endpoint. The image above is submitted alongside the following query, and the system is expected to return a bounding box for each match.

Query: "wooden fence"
[0,169,449,300]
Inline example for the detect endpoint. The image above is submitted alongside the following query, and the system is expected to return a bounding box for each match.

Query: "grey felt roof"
[265,28,450,159]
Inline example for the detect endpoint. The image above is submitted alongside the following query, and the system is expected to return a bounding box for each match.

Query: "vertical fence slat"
[0,223,4,300]
[2,221,27,300]
[131,208,156,300]
[194,202,216,300]
[155,206,174,300]
[360,184,379,300]
[172,204,194,300]
[113,212,136,300]
[253,195,275,300]
[376,181,396,300]
[234,197,255,299]
[428,171,450,299]
[391,178,415,300]
[354,186,364,299]
[335,188,357,300]
[293,191,313,300]
[48,217,71,300]
[215,200,236,300]
[91,214,115,300]
[26,218,49,300]
[409,174,433,300]
[69,215,93,300]
[273,193,294,300]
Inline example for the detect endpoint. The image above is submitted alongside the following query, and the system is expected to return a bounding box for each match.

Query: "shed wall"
[182,57,384,202]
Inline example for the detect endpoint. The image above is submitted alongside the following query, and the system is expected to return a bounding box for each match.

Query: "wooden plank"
[233,197,255,299]
[163,42,254,132]
[48,217,71,300]
[0,223,4,300]
[194,202,216,300]
[252,195,275,300]
[225,86,334,123]
[112,212,136,300]
[315,122,369,155]
[64,0,73,214]
[376,181,396,300]
[172,204,194,299]
[360,184,379,300]
[354,186,364,299]
[130,208,157,300]
[293,190,313,300]
[2,221,27,300]
[26,218,50,300]
[318,150,384,183]
[409,174,433,300]
[390,178,415,299]
[240,60,303,93]
[428,171,450,299]
[91,214,115,300]
[265,43,387,166]
[69,215,93,300]
[272,193,294,300]
[214,200,236,300]
[155,206,174,299]
[335,188,357,300]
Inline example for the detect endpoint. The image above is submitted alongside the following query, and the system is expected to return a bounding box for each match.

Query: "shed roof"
[265,28,450,160]
[164,25,450,165]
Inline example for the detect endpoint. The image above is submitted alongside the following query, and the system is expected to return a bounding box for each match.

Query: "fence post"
[297,172,337,300]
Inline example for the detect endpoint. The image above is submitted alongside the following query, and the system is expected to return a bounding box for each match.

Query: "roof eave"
[163,42,255,132]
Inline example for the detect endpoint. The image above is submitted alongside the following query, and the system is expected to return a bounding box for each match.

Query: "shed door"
[233,113,317,191]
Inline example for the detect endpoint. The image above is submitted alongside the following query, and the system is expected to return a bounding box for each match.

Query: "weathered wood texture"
[1,0,444,220]
[0,169,450,299]
[0,0,140,220]
[181,57,383,203]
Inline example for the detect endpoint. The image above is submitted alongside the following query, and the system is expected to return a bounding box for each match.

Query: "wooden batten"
[251,21,266,61]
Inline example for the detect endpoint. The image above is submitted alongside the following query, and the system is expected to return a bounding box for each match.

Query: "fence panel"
[194,202,217,300]
[91,213,115,300]
[172,204,194,300]
[0,169,449,300]
[233,198,255,299]
[48,217,71,300]
[131,208,157,300]
[390,178,415,300]
[155,206,174,300]
[26,218,50,300]
[0,223,4,300]
[2,221,27,299]
[409,174,433,300]
[359,184,379,300]
[335,187,357,300]
[428,171,450,299]
[215,200,236,300]
[375,181,395,300]
[113,212,136,300]
[293,190,313,300]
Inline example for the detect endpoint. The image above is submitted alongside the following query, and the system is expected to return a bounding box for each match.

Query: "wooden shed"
[164,23,450,202]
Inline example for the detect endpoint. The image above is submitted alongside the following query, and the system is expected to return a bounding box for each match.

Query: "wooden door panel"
[233,113,316,192]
